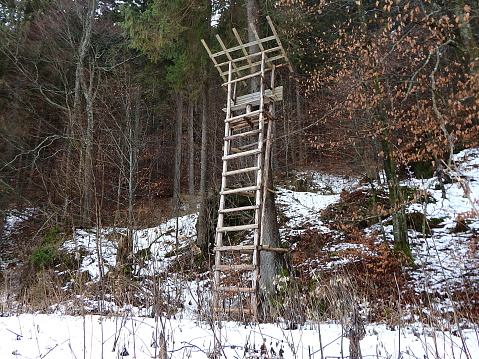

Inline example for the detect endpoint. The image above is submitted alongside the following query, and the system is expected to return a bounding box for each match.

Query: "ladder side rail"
[214,61,234,313]
[251,52,267,320]
[260,62,276,246]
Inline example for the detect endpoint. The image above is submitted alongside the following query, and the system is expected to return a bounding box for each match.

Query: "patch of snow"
[0,314,476,359]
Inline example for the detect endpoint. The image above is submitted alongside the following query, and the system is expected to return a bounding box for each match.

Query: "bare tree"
[246,0,285,300]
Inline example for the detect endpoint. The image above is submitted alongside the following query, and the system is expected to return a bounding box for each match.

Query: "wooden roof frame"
[201,16,293,84]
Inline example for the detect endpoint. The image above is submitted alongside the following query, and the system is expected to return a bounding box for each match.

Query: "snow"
[0,314,477,358]
[404,148,479,295]
[1,149,479,358]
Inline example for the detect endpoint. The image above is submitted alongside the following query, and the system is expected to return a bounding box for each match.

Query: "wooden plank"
[215,34,246,85]
[215,245,257,252]
[223,166,260,176]
[214,244,287,253]
[219,54,285,80]
[211,35,276,58]
[225,109,262,123]
[217,50,284,79]
[232,27,254,69]
[221,185,260,195]
[267,16,294,72]
[222,148,260,161]
[215,46,283,69]
[229,147,243,154]
[213,264,256,271]
[238,142,260,150]
[250,22,267,58]
[219,205,259,213]
[201,39,227,83]
[216,223,258,232]
[215,286,255,293]
[223,87,283,112]
[222,70,262,86]
[224,129,261,141]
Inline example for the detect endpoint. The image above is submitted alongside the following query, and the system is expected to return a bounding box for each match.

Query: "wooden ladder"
[201,16,292,321]
[213,54,276,321]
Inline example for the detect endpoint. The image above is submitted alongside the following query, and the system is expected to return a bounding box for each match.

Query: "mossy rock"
[135,247,151,261]
[407,212,444,235]
[453,220,471,233]
[411,160,435,179]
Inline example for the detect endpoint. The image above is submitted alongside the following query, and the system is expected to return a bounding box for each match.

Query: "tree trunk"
[246,0,285,307]
[372,75,409,256]
[197,88,213,253]
[188,100,195,209]
[452,0,479,74]
[246,0,261,92]
[259,161,283,294]
[116,87,141,276]
[173,93,184,212]
[74,0,97,227]
[381,137,409,254]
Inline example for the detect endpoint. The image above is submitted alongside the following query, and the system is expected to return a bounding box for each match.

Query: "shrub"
[31,245,58,269]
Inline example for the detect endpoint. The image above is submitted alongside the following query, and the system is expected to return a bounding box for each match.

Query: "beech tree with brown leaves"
[279,0,479,253]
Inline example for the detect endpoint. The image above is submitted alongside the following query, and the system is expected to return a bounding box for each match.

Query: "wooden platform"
[223,86,284,112]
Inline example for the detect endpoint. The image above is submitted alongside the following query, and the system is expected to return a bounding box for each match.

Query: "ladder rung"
[222,70,262,86]
[219,205,259,213]
[225,109,262,123]
[213,264,256,271]
[221,185,260,195]
[217,224,258,232]
[231,122,259,131]
[229,143,260,154]
[230,147,243,154]
[223,166,260,176]
[224,129,261,141]
[215,245,256,251]
[223,148,261,161]
[215,286,256,293]
[239,142,260,150]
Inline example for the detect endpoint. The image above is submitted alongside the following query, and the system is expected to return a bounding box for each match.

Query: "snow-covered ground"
[0,313,477,358]
[1,149,479,358]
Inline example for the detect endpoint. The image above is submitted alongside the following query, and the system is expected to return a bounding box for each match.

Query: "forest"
[1,0,479,337]
[1,0,478,243]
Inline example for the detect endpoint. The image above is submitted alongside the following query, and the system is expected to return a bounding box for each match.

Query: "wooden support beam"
[267,16,294,72]
[215,34,246,85]
[232,27,254,69]
[211,35,276,58]
[201,39,227,82]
